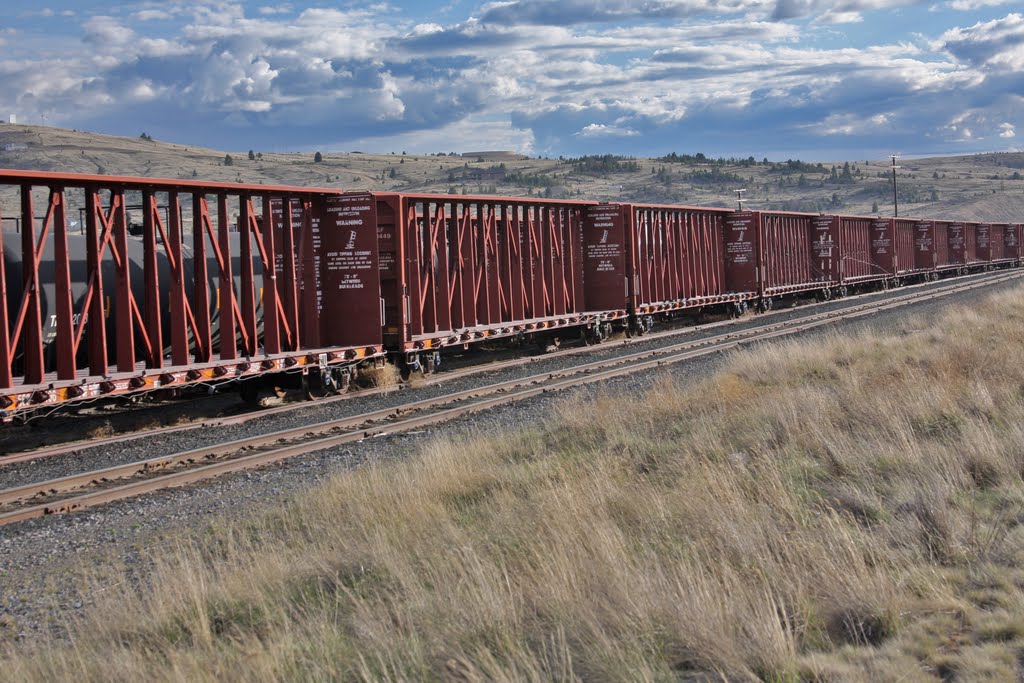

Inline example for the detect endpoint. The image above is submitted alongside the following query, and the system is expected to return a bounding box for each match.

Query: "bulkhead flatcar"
[0,169,1019,419]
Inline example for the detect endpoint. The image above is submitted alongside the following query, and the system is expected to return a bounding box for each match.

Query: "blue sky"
[0,1,1021,160]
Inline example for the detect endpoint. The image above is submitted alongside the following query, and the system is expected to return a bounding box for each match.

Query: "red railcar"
[724,210,821,300]
[619,203,740,318]
[870,218,920,277]
[812,215,887,286]
[0,170,384,416]
[949,222,980,266]
[363,192,618,361]
[1006,225,1022,262]
[915,220,937,271]
[978,224,1015,265]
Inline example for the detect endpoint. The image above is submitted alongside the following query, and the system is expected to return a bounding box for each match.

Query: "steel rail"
[5,267,1019,507]
[1,268,1016,467]
[0,270,1018,526]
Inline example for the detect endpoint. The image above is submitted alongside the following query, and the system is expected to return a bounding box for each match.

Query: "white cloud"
[949,0,1016,9]
[135,10,172,21]
[0,1,1019,159]
[999,123,1016,138]
[812,112,894,135]
[576,123,639,137]
[341,116,536,155]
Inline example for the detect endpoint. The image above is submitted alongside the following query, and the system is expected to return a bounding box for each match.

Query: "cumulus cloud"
[949,0,1016,9]
[938,13,1024,70]
[576,123,640,137]
[0,1,1020,159]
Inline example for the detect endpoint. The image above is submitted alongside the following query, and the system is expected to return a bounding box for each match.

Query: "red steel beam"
[260,193,281,355]
[51,190,76,381]
[0,169,340,196]
[0,204,9,387]
[193,195,212,363]
[83,190,108,377]
[142,190,163,368]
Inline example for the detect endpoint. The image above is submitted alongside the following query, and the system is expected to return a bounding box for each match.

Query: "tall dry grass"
[6,288,1024,681]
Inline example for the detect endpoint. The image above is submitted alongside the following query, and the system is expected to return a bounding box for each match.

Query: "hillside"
[1,124,1023,221]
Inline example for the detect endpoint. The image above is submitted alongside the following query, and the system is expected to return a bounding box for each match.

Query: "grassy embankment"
[6,287,1024,681]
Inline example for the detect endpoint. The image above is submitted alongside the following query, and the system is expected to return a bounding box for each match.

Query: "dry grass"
[357,363,401,389]
[6,286,1024,681]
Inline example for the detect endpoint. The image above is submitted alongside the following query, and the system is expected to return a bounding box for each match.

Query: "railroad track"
[0,267,1008,467]
[0,268,1018,526]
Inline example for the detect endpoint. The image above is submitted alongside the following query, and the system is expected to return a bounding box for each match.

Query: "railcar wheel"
[302,368,338,400]
[759,297,774,312]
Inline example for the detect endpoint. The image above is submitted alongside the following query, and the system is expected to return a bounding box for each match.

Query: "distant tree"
[931,189,939,201]
[389,167,397,179]
[139,132,152,141]
[248,150,256,161]
[223,154,233,166]
[192,169,198,177]
[872,201,879,213]
[314,151,323,163]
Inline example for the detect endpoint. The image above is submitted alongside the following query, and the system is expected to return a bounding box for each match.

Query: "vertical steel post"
[261,193,280,355]
[217,193,236,361]
[19,185,44,384]
[239,197,257,356]
[85,189,108,377]
[142,190,162,368]
[52,189,76,380]
[279,198,299,350]
[193,194,212,362]
[112,190,135,372]
[0,204,10,388]
[167,191,189,366]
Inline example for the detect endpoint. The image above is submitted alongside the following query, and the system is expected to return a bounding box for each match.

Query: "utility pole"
[734,188,747,211]
[890,154,900,217]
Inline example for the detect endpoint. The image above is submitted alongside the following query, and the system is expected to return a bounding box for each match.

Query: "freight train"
[0,169,1019,419]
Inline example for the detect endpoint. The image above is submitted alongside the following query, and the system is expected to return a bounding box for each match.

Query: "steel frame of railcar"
[0,170,384,417]
[2,167,1021,419]
[619,203,748,319]
[366,192,624,361]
